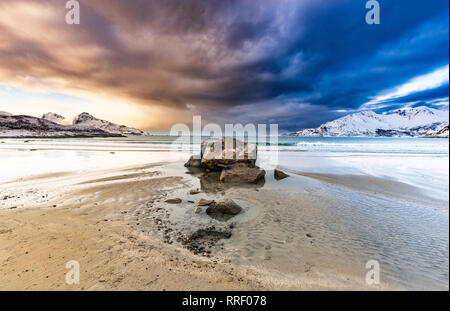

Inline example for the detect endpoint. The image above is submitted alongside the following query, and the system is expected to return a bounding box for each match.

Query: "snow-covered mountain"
[292,106,449,137]
[42,112,65,124]
[0,111,149,138]
[423,124,449,138]
[0,111,12,116]
[73,112,147,136]
[0,114,118,138]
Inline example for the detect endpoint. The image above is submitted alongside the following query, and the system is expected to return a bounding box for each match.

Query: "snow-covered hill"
[0,111,149,138]
[42,112,65,124]
[73,112,147,136]
[423,124,449,138]
[0,114,119,138]
[0,111,12,116]
[293,106,449,137]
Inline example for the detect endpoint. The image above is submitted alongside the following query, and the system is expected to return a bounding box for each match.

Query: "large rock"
[200,137,257,170]
[184,137,266,187]
[206,199,242,216]
[219,163,266,184]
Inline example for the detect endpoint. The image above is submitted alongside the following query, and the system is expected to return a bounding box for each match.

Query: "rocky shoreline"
[145,138,289,257]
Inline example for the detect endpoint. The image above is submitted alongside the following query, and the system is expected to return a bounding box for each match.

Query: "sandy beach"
[0,160,374,290]
[0,163,273,291]
[0,137,448,291]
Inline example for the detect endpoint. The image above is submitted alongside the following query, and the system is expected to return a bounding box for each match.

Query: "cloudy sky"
[0,0,448,131]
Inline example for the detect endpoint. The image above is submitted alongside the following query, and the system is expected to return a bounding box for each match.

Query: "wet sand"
[0,199,270,290]
[0,160,390,290]
[0,168,271,291]
[287,170,445,206]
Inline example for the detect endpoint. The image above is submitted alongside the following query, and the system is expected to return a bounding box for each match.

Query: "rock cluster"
[181,228,232,256]
[185,138,266,184]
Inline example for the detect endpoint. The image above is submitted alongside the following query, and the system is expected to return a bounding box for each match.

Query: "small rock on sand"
[206,199,242,216]
[197,199,215,206]
[194,207,202,214]
[165,198,182,204]
[274,169,289,180]
[189,190,200,195]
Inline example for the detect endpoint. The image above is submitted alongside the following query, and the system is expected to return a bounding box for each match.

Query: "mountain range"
[292,106,449,137]
[2,106,449,138]
[0,112,149,138]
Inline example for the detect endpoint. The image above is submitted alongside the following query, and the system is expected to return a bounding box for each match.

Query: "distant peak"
[357,110,377,116]
[73,112,98,124]
[72,112,146,135]
[42,112,65,119]
[343,110,377,119]
[0,111,13,116]
[75,112,95,118]
[42,112,66,124]
[78,112,93,116]
[390,106,435,117]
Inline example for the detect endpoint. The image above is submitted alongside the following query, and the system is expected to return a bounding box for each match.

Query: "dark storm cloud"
[0,0,448,129]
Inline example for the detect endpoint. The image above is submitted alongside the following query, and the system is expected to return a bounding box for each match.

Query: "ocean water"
[2,135,447,154]
[0,136,448,289]
[2,136,447,198]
